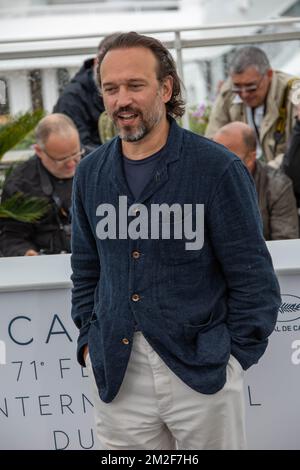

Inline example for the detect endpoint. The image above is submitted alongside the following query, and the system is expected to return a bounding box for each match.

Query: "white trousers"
[86,331,247,450]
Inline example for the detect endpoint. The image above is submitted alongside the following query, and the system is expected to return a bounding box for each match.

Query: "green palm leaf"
[0,193,49,222]
[0,109,44,159]
[0,109,47,223]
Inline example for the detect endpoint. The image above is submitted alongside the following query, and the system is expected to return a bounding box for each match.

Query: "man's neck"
[250,160,256,176]
[122,117,170,160]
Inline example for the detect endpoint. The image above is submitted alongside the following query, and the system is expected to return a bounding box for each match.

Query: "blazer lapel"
[109,138,134,203]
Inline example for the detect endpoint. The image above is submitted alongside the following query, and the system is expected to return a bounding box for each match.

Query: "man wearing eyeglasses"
[206,46,298,168]
[0,113,82,257]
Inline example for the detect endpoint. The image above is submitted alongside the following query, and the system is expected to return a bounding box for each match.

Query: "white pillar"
[7,70,31,115]
[41,68,59,113]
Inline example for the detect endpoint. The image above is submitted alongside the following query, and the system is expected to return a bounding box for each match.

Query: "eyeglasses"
[231,74,265,94]
[42,148,85,165]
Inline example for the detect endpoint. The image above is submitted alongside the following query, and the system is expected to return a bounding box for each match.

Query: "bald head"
[35,113,78,147]
[214,122,257,174]
[34,113,81,179]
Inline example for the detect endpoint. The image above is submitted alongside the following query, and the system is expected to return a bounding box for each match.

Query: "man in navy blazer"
[71,32,281,450]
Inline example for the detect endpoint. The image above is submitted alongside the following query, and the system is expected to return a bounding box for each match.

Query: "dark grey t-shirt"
[122,148,164,200]
[122,148,164,331]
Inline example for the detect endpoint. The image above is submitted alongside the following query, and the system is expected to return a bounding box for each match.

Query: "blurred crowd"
[0,42,299,257]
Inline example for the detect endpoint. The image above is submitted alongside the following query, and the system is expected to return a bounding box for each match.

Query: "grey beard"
[119,124,148,142]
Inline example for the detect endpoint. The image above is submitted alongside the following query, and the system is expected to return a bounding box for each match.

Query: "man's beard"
[112,101,163,142]
[118,120,148,142]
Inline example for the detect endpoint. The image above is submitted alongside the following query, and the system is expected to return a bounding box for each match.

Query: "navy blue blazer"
[71,118,281,403]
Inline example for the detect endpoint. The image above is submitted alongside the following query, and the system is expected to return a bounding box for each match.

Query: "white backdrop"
[0,241,300,450]
[0,287,95,450]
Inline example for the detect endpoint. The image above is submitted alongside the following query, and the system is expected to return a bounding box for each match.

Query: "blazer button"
[122,338,130,345]
[132,250,141,259]
[131,293,140,302]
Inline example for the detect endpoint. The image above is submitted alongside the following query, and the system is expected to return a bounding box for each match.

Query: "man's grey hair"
[96,31,185,118]
[35,113,77,147]
[229,46,271,75]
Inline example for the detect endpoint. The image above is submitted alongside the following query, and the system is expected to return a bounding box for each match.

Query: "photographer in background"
[206,46,298,168]
[0,113,81,257]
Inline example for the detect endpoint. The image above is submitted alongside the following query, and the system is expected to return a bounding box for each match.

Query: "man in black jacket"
[0,113,82,257]
[53,34,119,153]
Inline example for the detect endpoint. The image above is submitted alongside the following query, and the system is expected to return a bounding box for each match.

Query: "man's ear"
[162,75,173,103]
[33,144,43,159]
[244,150,257,174]
[267,69,273,79]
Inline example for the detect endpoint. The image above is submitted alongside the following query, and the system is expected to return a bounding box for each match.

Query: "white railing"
[0,0,180,17]
[1,17,300,122]
[1,17,300,59]
[1,17,300,96]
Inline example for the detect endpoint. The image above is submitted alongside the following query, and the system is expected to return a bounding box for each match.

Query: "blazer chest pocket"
[159,237,202,265]
[157,209,204,265]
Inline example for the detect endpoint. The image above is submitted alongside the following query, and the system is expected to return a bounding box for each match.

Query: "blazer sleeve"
[70,170,101,366]
[207,159,281,370]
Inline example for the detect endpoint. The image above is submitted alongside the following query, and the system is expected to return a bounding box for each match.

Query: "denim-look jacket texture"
[71,118,281,403]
